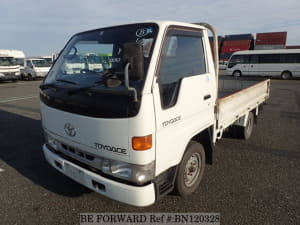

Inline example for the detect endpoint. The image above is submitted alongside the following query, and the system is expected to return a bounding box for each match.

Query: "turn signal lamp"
[132,135,152,151]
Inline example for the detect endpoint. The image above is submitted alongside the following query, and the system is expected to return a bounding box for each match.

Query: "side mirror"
[123,42,144,80]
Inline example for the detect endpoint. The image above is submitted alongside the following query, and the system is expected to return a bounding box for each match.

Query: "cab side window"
[250,55,259,64]
[158,30,206,109]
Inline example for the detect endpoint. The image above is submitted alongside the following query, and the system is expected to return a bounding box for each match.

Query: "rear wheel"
[175,141,205,197]
[242,112,254,140]
[281,71,291,80]
[233,70,242,77]
[229,112,254,139]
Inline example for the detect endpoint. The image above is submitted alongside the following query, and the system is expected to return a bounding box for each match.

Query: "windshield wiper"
[68,80,104,95]
[56,79,78,85]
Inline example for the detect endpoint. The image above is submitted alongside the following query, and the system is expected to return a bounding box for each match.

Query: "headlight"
[101,159,155,185]
[44,132,59,150]
[15,72,21,76]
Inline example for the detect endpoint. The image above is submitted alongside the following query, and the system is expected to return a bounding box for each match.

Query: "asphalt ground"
[0,78,299,225]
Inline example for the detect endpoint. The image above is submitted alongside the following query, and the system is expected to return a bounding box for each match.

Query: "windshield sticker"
[109,57,121,63]
[135,28,153,38]
[117,48,122,55]
[136,38,144,45]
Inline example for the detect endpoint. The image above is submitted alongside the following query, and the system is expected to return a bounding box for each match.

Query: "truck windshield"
[32,59,51,67]
[0,57,18,66]
[44,23,158,89]
[43,57,53,65]
[15,58,25,67]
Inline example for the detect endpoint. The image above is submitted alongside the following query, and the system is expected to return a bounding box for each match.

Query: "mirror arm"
[124,62,138,102]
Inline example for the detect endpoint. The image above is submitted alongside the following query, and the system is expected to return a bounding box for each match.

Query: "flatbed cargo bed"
[216,76,270,135]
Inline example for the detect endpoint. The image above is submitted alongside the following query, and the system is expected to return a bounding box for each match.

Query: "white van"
[24,58,51,79]
[226,49,300,79]
[0,49,21,81]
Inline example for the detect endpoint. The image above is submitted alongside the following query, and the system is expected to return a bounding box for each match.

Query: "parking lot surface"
[0,79,299,225]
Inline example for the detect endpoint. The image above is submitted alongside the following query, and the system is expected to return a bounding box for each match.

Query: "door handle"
[204,94,211,100]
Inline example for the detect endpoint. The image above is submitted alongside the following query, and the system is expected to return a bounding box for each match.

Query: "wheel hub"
[184,153,201,187]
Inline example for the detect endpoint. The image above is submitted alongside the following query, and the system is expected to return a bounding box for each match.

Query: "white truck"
[24,58,51,79]
[12,50,26,72]
[0,49,22,81]
[40,21,270,206]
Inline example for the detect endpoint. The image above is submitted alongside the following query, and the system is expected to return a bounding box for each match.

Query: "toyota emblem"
[64,123,76,137]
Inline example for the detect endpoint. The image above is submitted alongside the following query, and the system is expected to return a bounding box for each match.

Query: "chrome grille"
[58,141,102,170]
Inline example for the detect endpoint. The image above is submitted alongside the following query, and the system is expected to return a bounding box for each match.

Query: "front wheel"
[233,70,242,77]
[20,73,26,80]
[174,141,205,197]
[28,74,34,81]
[281,71,291,80]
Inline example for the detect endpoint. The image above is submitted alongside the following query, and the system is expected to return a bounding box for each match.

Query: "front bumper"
[36,72,48,77]
[43,144,156,207]
[0,72,18,80]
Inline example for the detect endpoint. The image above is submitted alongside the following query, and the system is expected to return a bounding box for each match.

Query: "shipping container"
[222,45,252,53]
[222,39,252,47]
[220,52,232,60]
[209,36,223,49]
[221,34,254,55]
[254,45,285,50]
[224,33,253,41]
[255,32,287,46]
[209,36,224,59]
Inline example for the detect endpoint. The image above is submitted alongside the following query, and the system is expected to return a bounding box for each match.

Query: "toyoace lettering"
[162,116,181,127]
[40,21,270,207]
[94,142,127,155]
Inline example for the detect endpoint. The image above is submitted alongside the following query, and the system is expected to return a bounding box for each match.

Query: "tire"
[21,73,26,80]
[281,71,291,80]
[241,111,254,140]
[174,141,205,197]
[233,70,242,77]
[28,74,33,81]
[230,112,254,139]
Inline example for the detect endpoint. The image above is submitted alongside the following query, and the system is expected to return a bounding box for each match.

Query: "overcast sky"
[1,0,299,56]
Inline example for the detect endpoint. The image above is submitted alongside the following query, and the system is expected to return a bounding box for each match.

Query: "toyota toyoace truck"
[40,21,270,206]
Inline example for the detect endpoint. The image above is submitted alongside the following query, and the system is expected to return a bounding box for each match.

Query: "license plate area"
[64,162,85,184]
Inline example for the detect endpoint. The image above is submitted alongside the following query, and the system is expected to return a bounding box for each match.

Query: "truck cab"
[24,58,51,79]
[40,21,269,206]
[0,49,22,81]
